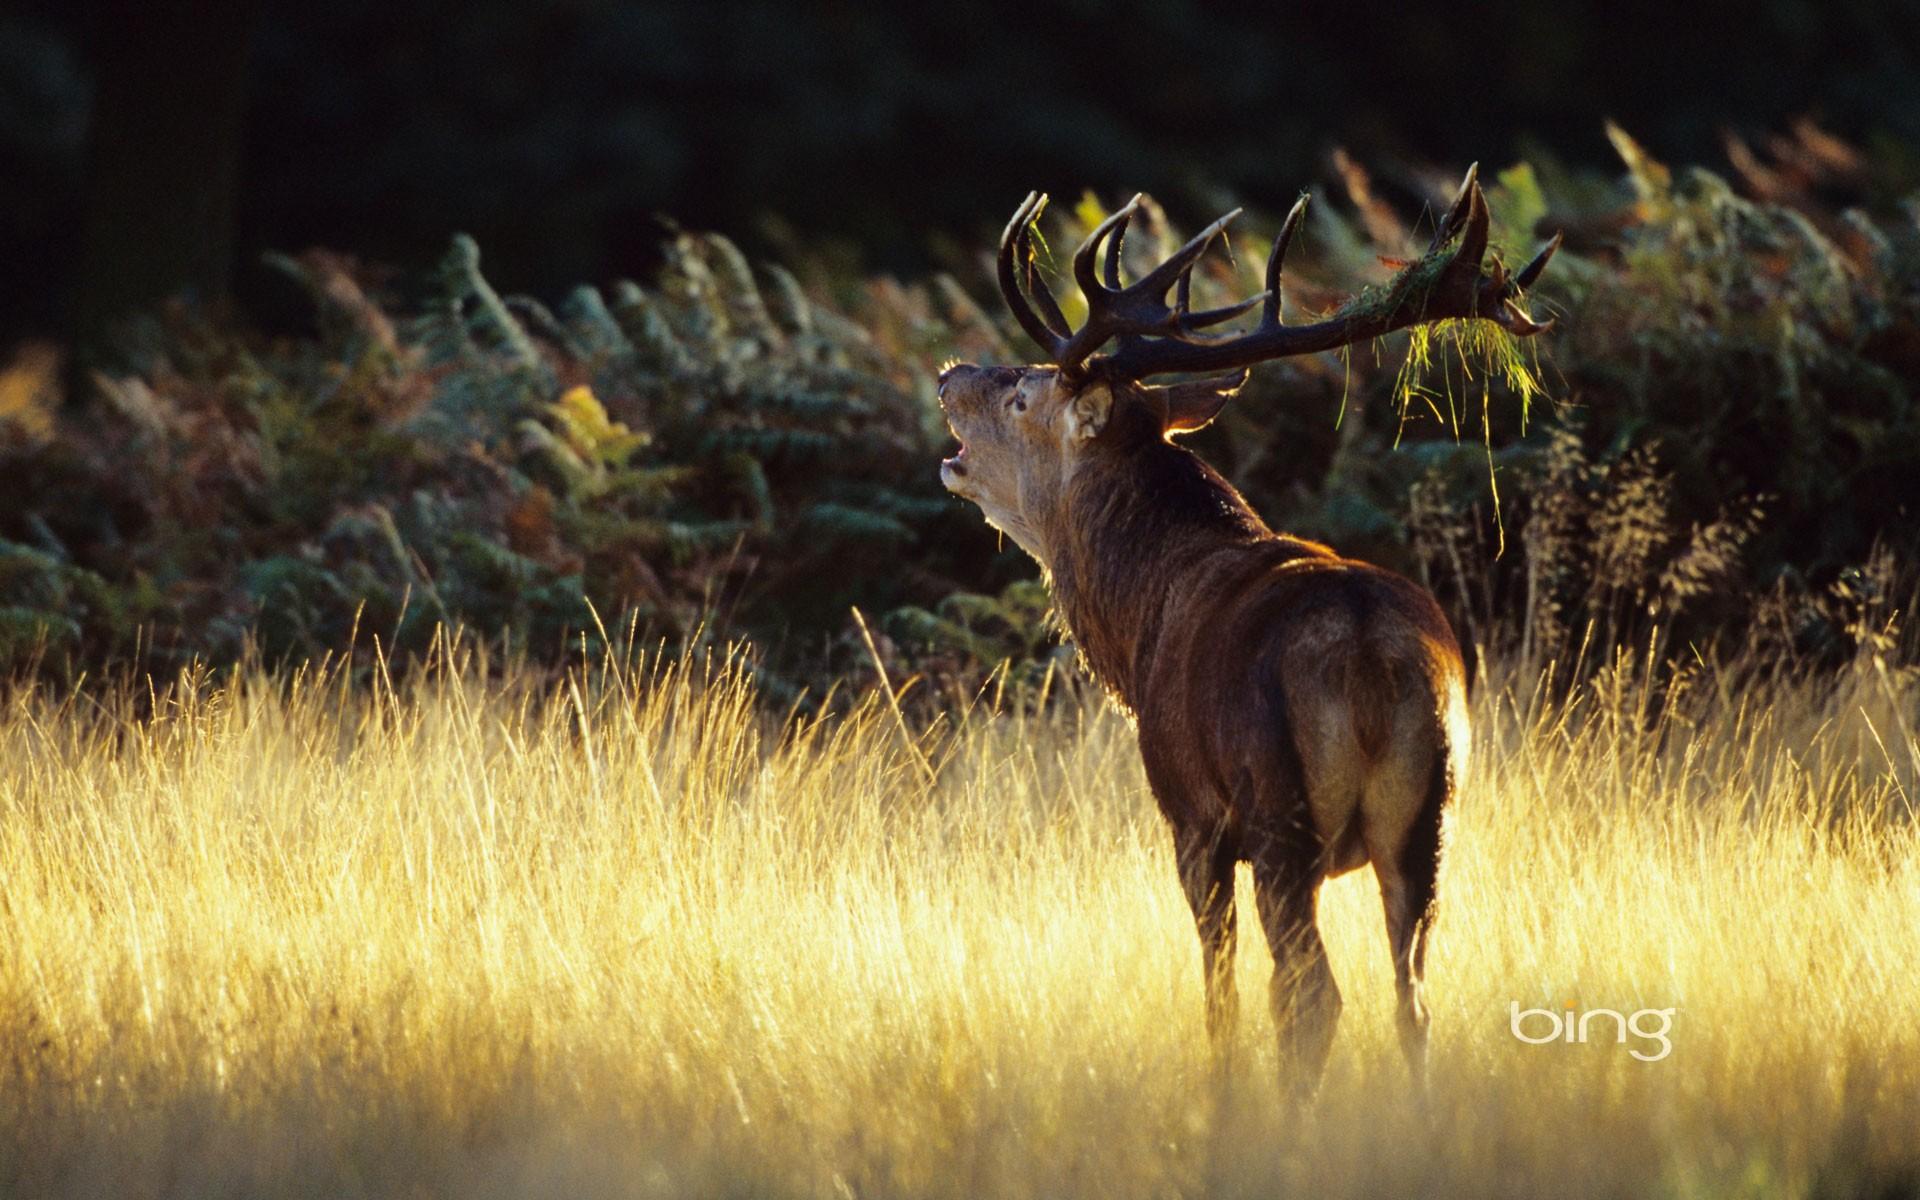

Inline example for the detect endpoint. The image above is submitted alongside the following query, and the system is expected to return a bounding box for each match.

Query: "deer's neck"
[1039,441,1279,708]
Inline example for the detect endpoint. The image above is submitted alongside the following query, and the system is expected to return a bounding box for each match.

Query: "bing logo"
[1510,1000,1675,1062]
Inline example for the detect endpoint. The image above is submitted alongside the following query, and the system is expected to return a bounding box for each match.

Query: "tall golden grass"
[3,633,1918,1198]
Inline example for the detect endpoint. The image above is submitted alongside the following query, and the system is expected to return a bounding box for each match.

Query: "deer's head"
[937,364,1249,558]
[940,168,1560,561]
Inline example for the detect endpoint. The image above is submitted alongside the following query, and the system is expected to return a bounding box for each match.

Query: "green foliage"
[0,537,122,671]
[4,231,1011,690]
[884,578,1061,693]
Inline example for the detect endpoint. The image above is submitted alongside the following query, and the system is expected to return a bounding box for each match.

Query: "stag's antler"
[997,165,1561,383]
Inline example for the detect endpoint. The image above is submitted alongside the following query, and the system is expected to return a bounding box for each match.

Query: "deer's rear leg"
[1251,847,1339,1100]
[1174,823,1239,1049]
[1372,757,1447,1089]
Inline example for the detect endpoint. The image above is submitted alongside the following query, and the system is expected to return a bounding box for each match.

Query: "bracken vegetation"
[3,123,1918,696]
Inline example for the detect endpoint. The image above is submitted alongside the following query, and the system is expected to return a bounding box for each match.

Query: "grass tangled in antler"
[1392,314,1551,554]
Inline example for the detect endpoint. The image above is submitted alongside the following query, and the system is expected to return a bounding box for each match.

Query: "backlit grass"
[3,637,1918,1198]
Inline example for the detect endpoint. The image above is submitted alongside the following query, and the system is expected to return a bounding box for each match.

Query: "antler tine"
[1135,208,1243,299]
[997,192,1068,357]
[1017,221,1073,338]
[1173,204,1236,325]
[1013,195,1075,338]
[1180,294,1266,330]
[998,190,1046,276]
[1430,162,1480,253]
[1172,250,1265,335]
[1103,210,1129,288]
[1171,194,1302,337]
[1073,197,1142,301]
[1515,230,1563,291]
[1494,298,1555,336]
[1447,177,1491,276]
[1263,192,1311,326]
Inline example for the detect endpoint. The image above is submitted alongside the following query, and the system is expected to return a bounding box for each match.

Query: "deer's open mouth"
[939,440,971,492]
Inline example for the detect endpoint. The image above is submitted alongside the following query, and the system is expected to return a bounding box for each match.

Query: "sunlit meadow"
[3,631,1918,1199]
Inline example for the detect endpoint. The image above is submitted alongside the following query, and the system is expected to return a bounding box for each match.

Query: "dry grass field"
[3,633,1918,1198]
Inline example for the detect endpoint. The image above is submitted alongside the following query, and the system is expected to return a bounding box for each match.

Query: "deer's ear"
[1064,381,1114,442]
[1150,369,1250,436]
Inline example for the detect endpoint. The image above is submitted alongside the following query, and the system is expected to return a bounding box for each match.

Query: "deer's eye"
[1006,394,1028,413]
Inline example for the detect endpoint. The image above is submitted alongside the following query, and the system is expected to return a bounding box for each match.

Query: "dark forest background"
[4,0,1919,340]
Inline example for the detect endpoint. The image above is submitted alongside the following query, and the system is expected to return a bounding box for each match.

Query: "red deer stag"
[938,168,1557,1094]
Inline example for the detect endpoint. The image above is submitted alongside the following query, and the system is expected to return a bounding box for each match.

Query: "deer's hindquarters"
[1271,606,1467,878]
[1162,564,1464,873]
